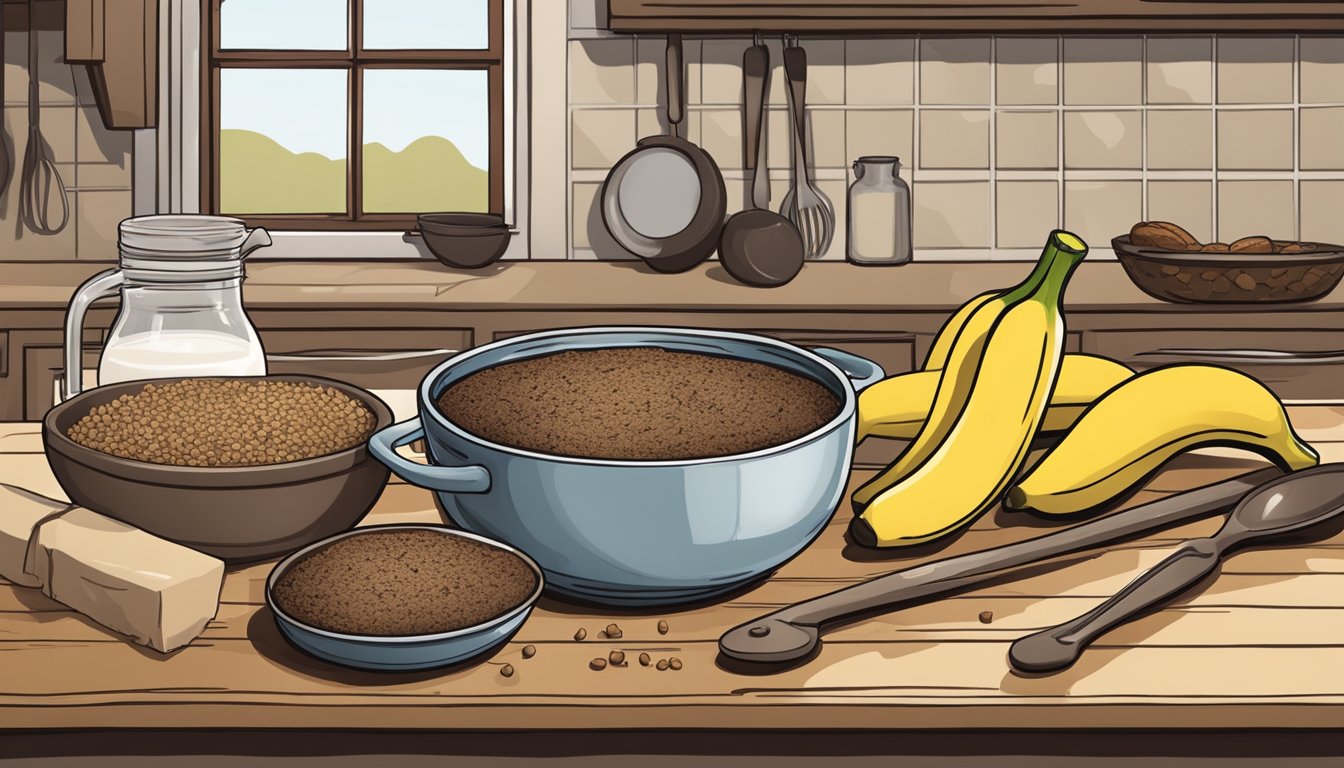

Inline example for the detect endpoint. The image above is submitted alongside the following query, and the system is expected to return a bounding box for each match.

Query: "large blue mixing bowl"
[367,327,882,607]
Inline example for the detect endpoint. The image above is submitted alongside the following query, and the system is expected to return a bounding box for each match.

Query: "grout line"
[1140,34,1149,223]
[569,168,1336,183]
[1211,34,1220,241]
[912,35,922,191]
[1057,35,1066,240]
[988,36,997,248]
[1293,34,1302,241]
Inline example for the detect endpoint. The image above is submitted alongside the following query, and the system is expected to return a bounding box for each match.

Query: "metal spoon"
[1009,463,1344,675]
[718,34,803,287]
[718,467,1283,667]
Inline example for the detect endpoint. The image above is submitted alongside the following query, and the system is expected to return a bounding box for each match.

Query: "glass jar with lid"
[61,215,273,399]
[846,156,912,266]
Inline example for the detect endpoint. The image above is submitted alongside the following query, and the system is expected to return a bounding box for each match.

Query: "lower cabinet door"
[1085,329,1344,400]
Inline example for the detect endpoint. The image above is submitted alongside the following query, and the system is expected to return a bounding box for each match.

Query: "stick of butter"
[0,484,72,587]
[27,508,225,653]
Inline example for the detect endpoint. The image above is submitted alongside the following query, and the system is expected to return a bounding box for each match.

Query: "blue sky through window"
[221,0,348,50]
[221,69,349,159]
[219,1,490,169]
[365,0,489,49]
[364,70,489,169]
[221,0,488,50]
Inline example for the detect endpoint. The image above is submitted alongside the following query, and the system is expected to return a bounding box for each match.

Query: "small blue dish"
[265,524,543,671]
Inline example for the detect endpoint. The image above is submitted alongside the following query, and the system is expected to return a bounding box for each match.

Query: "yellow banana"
[851,233,1087,511]
[922,291,997,370]
[851,231,1088,547]
[849,289,1005,508]
[1005,364,1320,516]
[857,354,1133,442]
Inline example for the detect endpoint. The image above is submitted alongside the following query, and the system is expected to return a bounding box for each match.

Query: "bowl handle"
[811,347,885,392]
[367,417,491,493]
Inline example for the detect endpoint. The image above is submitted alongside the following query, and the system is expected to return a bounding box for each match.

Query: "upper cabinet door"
[65,0,157,129]
[606,0,1344,33]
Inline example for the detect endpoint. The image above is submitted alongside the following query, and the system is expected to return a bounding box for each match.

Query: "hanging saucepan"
[601,34,725,273]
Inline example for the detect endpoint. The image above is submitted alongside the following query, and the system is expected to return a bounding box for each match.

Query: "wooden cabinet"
[64,0,157,129]
[1083,329,1344,401]
[261,329,471,390]
[606,0,1344,33]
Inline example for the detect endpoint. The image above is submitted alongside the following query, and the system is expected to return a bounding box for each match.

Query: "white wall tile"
[1146,37,1213,104]
[914,181,990,248]
[1217,37,1295,104]
[847,39,915,105]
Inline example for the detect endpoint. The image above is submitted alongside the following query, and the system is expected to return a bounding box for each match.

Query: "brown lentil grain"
[657,620,669,635]
[609,650,626,666]
[604,623,623,639]
[589,658,608,671]
[65,379,376,467]
[270,529,537,636]
[979,611,993,624]
[521,645,537,659]
[669,658,683,671]
[499,664,514,678]
[639,652,651,667]
[438,348,840,461]
[655,659,670,671]
[574,628,587,641]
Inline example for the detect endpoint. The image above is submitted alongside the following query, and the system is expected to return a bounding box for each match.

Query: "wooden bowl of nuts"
[43,376,394,562]
[1114,221,1344,304]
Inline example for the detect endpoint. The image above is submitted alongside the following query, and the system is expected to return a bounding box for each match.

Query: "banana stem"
[1002,230,1088,306]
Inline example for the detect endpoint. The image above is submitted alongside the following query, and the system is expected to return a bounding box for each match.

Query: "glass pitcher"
[846,156,912,266]
[62,215,273,400]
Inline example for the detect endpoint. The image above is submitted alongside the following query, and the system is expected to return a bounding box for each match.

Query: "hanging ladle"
[1009,462,1344,674]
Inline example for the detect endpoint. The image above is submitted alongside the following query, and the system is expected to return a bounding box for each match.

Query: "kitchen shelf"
[606,0,1344,33]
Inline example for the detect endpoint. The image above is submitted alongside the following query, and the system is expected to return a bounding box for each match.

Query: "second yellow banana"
[857,353,1133,443]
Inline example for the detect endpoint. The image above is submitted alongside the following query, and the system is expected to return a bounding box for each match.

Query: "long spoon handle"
[743,40,770,210]
[719,468,1280,664]
[1009,538,1221,674]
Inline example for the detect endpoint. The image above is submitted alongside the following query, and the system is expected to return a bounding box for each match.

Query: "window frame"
[200,0,506,231]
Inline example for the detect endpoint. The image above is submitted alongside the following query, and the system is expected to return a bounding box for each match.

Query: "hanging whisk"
[18,0,69,236]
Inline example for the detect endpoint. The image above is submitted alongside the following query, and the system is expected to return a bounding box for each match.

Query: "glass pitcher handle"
[62,269,124,401]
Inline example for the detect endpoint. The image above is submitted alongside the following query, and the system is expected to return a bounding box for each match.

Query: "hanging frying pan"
[601,34,725,274]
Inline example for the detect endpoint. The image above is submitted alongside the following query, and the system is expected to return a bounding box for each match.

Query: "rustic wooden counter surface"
[1,407,1342,734]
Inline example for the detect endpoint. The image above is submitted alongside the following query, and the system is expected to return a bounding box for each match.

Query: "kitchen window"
[200,0,506,231]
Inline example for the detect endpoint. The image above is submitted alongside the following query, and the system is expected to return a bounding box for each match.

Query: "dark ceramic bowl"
[417,213,512,269]
[266,524,543,671]
[43,375,394,562]
[1113,235,1344,304]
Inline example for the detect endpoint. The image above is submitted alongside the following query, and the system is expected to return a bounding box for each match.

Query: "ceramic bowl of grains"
[43,375,394,562]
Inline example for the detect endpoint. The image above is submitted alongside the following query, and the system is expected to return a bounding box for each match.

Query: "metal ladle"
[717,34,803,287]
[1009,463,1344,674]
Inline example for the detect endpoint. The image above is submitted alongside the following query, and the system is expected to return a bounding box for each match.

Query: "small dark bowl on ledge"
[416,213,513,269]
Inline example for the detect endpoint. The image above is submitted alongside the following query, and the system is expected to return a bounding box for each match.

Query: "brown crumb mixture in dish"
[437,347,841,461]
[271,529,538,637]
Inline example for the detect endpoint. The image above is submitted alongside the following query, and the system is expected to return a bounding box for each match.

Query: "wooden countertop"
[3,261,1343,313]
[1,407,1343,732]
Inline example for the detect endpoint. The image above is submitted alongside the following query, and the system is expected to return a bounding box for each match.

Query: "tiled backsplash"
[567,32,1344,261]
[1,0,132,262]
